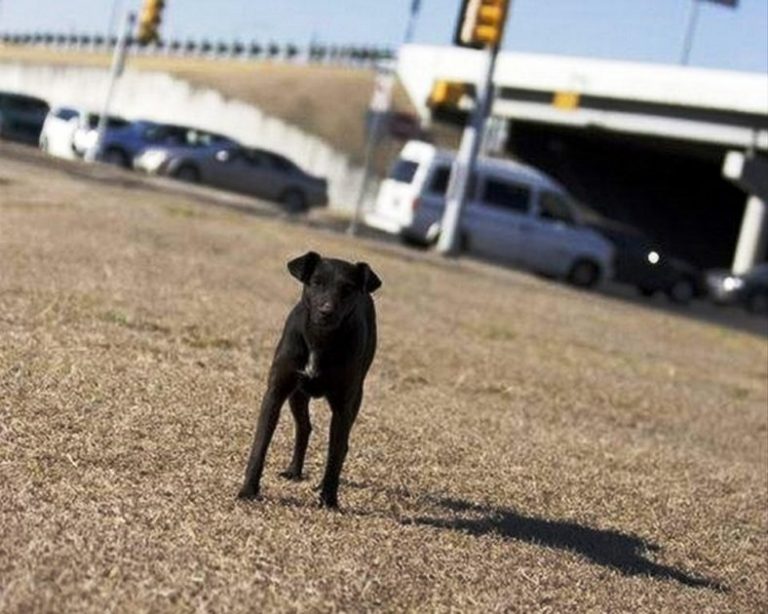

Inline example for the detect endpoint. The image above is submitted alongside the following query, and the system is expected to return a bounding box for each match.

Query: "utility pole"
[107,0,124,40]
[85,10,134,163]
[680,0,701,66]
[348,61,395,235]
[404,0,422,45]
[348,0,421,235]
[681,0,740,66]
[437,0,511,256]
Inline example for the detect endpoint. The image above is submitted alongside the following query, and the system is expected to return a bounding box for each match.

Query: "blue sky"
[1,0,766,73]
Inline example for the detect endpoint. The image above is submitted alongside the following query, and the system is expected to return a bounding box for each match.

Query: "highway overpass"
[398,45,768,268]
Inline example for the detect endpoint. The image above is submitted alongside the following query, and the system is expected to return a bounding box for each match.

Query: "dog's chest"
[297,350,331,398]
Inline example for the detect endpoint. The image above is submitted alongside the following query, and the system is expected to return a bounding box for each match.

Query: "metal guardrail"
[0,33,395,67]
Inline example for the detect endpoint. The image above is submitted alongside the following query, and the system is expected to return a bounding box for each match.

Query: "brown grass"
[1,147,767,613]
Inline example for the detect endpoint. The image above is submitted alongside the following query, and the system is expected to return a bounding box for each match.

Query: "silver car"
[136,144,328,212]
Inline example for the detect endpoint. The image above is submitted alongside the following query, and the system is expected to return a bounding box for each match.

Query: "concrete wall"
[0,62,376,212]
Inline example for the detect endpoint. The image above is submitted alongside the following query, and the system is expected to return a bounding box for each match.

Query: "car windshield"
[539,191,576,224]
[267,152,298,172]
[53,108,79,121]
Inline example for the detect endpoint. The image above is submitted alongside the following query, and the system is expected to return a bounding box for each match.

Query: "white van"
[366,141,615,287]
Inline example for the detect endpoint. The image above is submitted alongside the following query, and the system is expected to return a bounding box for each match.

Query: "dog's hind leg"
[280,391,312,481]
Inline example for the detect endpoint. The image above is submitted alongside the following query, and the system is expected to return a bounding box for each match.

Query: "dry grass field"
[1,147,767,613]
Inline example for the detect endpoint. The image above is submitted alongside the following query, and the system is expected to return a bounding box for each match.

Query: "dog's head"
[288,251,381,329]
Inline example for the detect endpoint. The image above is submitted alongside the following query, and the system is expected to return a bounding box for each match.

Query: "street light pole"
[85,10,134,163]
[680,0,701,65]
[107,0,124,39]
[347,0,421,235]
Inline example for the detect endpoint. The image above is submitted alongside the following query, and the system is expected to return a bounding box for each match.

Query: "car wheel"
[281,189,308,214]
[399,234,431,249]
[568,260,600,288]
[637,286,655,298]
[174,165,201,183]
[102,147,130,168]
[666,278,696,305]
[746,291,768,315]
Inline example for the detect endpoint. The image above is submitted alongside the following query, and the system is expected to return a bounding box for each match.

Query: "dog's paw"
[279,469,305,482]
[318,492,340,510]
[236,485,261,501]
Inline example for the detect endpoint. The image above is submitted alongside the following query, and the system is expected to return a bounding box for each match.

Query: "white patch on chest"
[302,351,319,378]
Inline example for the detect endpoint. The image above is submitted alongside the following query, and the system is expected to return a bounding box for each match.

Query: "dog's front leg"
[280,390,312,481]
[319,388,363,509]
[238,375,294,500]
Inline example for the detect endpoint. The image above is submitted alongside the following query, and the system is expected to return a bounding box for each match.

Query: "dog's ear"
[287,251,321,283]
[356,262,382,293]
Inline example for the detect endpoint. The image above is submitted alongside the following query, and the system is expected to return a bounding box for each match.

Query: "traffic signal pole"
[437,0,510,256]
[85,10,134,163]
[436,46,498,255]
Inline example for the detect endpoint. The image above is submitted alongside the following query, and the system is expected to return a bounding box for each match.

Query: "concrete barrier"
[0,61,376,212]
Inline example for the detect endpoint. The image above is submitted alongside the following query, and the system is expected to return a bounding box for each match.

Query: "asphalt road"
[2,140,766,339]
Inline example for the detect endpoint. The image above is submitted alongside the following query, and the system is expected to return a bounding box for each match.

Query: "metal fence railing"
[0,33,395,67]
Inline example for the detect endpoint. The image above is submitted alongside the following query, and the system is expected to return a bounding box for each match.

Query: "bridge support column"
[732,195,767,275]
[723,151,768,274]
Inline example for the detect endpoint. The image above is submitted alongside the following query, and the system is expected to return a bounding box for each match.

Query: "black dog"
[238,251,382,508]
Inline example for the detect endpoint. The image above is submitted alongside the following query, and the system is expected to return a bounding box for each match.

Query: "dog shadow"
[333,481,726,592]
[399,494,726,592]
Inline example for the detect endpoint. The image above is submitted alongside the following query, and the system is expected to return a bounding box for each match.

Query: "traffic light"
[454,0,510,49]
[137,0,165,45]
[427,80,476,125]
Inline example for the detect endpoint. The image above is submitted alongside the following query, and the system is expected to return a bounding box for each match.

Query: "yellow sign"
[553,91,580,111]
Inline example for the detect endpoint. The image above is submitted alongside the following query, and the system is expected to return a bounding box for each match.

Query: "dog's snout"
[318,301,335,315]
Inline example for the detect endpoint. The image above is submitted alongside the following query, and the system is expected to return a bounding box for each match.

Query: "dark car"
[589,221,704,304]
[706,264,768,315]
[138,144,328,212]
[0,91,50,145]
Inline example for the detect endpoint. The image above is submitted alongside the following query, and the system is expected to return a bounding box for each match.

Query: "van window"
[428,166,451,195]
[429,165,478,198]
[539,191,575,224]
[388,159,418,184]
[482,178,530,213]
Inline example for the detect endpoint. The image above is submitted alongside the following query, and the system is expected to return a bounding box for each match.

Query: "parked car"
[39,106,82,159]
[39,107,133,161]
[0,91,49,145]
[586,220,705,304]
[132,126,238,170]
[367,140,614,287]
[706,264,768,314]
[138,144,329,212]
[72,118,175,166]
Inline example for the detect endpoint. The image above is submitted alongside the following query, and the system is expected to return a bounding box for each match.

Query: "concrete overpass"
[398,45,768,152]
[397,45,768,268]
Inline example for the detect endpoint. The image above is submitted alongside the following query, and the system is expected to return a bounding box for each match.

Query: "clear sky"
[1,0,766,73]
